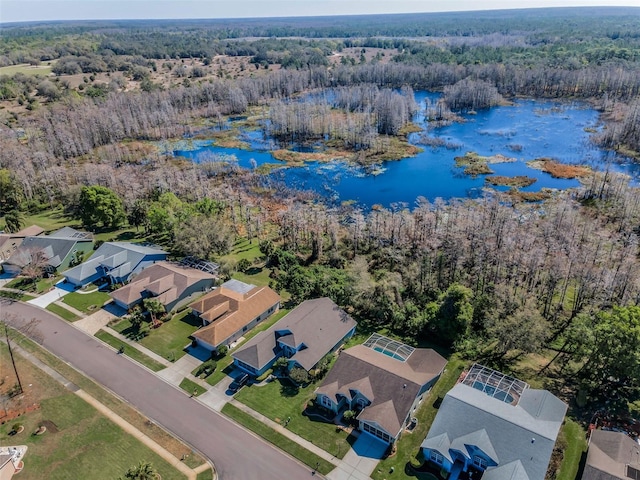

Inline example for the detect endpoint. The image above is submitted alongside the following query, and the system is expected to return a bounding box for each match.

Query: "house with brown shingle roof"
[582,430,640,480]
[315,333,447,444]
[190,279,281,353]
[110,261,216,313]
[232,297,357,378]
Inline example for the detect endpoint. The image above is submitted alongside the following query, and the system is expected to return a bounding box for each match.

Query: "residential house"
[232,297,357,378]
[110,261,216,313]
[62,242,167,288]
[421,364,567,480]
[0,446,27,480]
[315,333,447,444]
[581,430,640,480]
[0,225,44,263]
[3,227,93,276]
[190,279,280,353]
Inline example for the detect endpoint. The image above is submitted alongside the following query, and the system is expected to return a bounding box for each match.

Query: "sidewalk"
[2,338,213,480]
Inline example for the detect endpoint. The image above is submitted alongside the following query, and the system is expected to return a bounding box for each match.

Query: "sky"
[1,0,638,24]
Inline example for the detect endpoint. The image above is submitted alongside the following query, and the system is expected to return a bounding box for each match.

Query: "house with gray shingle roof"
[232,297,357,378]
[0,225,44,263]
[421,364,567,480]
[581,430,640,480]
[62,242,167,287]
[315,334,447,444]
[3,227,93,276]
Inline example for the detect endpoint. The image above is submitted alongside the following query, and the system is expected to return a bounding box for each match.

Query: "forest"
[1,7,640,470]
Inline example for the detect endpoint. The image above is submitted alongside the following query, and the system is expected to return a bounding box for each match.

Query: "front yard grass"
[46,302,81,321]
[0,343,185,480]
[62,290,112,313]
[556,419,587,480]
[179,377,207,397]
[0,290,36,301]
[112,309,200,362]
[234,377,352,459]
[371,357,466,480]
[95,329,166,372]
[222,403,335,475]
[5,275,62,294]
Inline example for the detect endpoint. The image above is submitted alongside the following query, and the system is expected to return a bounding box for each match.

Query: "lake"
[171,91,638,208]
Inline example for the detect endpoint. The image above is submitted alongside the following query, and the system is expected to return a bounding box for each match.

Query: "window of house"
[243,326,248,332]
[473,456,488,470]
[430,451,444,465]
[357,398,367,409]
[321,396,333,409]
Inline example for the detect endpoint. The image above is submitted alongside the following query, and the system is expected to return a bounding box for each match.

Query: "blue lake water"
[170,91,639,208]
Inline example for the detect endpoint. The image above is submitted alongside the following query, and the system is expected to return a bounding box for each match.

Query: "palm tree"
[121,461,159,480]
[3,210,24,233]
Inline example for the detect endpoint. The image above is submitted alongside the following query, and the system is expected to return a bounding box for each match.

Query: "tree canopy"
[77,185,126,229]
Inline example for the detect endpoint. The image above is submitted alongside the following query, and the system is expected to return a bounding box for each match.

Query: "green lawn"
[235,377,352,458]
[179,377,207,397]
[46,302,81,321]
[4,275,61,294]
[205,308,290,386]
[0,290,36,301]
[22,207,78,232]
[62,291,111,313]
[222,403,335,475]
[0,344,185,480]
[95,330,166,372]
[9,328,207,470]
[371,358,466,480]
[0,63,53,76]
[113,309,200,362]
[556,419,587,480]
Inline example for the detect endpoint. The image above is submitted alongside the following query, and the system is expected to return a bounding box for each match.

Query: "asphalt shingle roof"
[582,430,640,480]
[233,297,356,372]
[421,383,567,480]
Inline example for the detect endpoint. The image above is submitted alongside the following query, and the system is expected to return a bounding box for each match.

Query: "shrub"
[195,359,217,378]
[289,366,310,385]
[216,345,228,357]
[256,368,273,382]
[342,410,357,426]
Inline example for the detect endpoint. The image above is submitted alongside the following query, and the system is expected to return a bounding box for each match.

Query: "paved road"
[1,299,316,480]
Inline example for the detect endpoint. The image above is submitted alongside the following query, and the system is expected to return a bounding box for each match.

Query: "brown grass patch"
[527,158,591,179]
[485,175,537,187]
[508,190,552,202]
[271,149,348,163]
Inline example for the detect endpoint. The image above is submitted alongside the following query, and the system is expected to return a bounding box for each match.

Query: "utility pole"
[4,323,23,395]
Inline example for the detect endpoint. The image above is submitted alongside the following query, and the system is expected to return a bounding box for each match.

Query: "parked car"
[229,373,249,392]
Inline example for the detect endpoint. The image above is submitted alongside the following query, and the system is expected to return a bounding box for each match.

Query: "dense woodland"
[1,8,640,422]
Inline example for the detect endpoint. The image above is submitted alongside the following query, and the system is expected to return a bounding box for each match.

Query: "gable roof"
[190,279,281,348]
[8,237,78,268]
[582,430,640,480]
[484,461,531,480]
[63,242,167,284]
[110,262,215,308]
[316,343,447,437]
[421,382,567,480]
[233,297,357,372]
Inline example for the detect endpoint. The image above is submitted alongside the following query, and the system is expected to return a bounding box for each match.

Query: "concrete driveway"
[327,433,387,480]
[26,281,74,308]
[1,299,317,480]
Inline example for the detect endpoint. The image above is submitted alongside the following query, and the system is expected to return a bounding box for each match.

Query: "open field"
[0,63,53,76]
[0,343,185,480]
[9,329,206,470]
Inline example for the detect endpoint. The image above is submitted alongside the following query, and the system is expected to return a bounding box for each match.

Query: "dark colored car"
[229,373,249,392]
